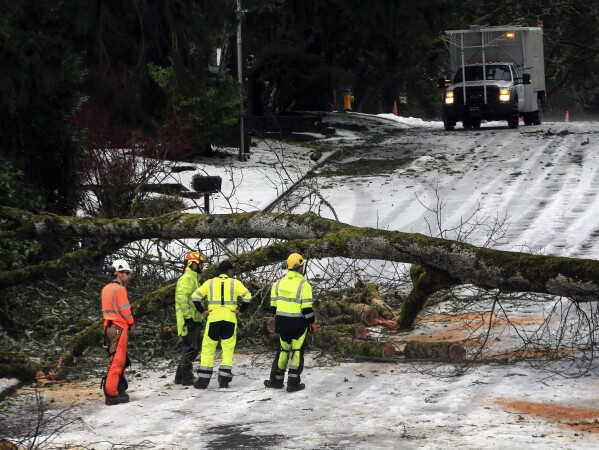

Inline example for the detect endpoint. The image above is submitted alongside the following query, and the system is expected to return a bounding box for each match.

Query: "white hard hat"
[111,259,132,273]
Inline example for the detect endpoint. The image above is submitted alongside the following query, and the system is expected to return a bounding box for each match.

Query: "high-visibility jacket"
[270,270,314,323]
[175,267,203,336]
[101,281,134,330]
[192,274,251,316]
[343,92,355,111]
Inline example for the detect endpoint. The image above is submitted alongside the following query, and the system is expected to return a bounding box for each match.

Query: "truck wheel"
[531,98,543,125]
[507,100,519,128]
[443,116,455,131]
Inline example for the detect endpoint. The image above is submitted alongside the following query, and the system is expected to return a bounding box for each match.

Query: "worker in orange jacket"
[101,259,135,406]
[343,88,355,112]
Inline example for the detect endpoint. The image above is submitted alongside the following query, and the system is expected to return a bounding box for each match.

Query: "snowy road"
[4,114,599,449]
[314,115,599,259]
[9,354,599,449]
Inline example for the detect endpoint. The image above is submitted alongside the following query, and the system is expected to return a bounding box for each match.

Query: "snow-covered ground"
[3,113,599,449]
[6,353,599,449]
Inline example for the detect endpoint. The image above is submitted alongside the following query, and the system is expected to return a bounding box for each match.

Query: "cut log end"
[376,319,398,331]
[363,307,379,326]
[448,343,466,362]
[36,371,53,387]
[355,324,368,339]
[381,343,396,359]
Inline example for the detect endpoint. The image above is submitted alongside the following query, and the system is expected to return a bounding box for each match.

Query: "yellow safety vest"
[270,270,313,319]
[192,274,251,312]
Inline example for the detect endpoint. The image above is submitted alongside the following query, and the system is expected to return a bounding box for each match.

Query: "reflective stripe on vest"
[101,284,121,318]
[207,278,237,307]
[274,279,307,317]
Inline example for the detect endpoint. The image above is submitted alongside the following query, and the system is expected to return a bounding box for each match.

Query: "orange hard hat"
[185,251,206,266]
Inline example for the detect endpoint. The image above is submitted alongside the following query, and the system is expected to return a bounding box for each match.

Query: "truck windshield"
[454,65,512,82]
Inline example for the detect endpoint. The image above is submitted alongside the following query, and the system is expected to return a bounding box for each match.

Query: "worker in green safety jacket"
[174,251,207,385]
[192,260,252,389]
[264,253,316,393]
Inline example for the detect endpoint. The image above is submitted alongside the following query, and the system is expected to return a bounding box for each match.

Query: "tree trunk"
[51,322,104,379]
[309,325,396,359]
[361,283,396,319]
[0,238,128,289]
[397,264,457,330]
[403,341,466,362]
[4,208,599,303]
[318,301,379,325]
[0,352,41,381]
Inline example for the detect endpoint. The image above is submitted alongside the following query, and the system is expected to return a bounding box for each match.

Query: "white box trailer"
[438,25,545,130]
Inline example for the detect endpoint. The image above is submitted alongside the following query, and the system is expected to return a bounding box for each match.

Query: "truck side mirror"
[436,78,451,89]
[522,73,531,84]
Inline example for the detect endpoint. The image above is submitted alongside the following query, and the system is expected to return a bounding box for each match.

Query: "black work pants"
[175,321,203,383]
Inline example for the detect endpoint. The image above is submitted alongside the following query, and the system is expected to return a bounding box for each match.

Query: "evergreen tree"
[0,0,84,213]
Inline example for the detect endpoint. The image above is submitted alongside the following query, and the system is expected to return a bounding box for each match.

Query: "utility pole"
[237,0,246,162]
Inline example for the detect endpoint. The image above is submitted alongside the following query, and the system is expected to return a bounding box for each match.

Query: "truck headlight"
[499,89,510,102]
[444,91,454,105]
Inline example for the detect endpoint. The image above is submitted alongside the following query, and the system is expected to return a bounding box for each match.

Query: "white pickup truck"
[438,25,545,130]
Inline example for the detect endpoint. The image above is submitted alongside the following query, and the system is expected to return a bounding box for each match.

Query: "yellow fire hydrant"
[343,88,354,112]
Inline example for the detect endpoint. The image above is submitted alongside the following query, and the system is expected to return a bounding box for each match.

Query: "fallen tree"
[3,207,599,304]
[3,207,599,380]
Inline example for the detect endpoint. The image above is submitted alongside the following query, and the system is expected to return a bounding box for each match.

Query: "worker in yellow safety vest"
[264,253,316,392]
[192,260,252,389]
[174,251,207,385]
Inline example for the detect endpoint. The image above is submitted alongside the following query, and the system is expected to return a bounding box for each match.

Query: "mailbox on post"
[192,175,222,213]
[192,175,222,193]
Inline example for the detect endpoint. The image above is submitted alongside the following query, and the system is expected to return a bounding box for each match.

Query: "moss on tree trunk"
[403,340,466,362]
[309,324,396,359]
[361,283,396,319]
[0,352,41,381]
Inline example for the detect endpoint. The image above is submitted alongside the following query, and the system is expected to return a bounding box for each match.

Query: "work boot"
[182,376,196,386]
[193,378,210,390]
[286,383,305,393]
[105,392,129,406]
[263,379,284,389]
[105,395,121,406]
[218,375,230,388]
[174,365,182,384]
